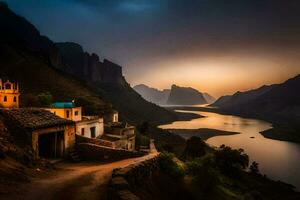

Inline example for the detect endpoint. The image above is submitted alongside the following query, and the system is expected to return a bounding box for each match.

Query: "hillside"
[211,85,276,109]
[55,43,178,124]
[0,2,178,125]
[212,75,300,142]
[167,85,207,105]
[0,2,109,115]
[133,84,170,105]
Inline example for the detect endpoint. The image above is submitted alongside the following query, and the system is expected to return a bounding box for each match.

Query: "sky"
[5,0,300,97]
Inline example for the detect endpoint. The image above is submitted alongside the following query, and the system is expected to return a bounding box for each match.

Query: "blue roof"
[51,102,75,108]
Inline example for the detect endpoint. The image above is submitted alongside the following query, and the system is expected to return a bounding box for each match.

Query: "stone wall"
[76,143,144,161]
[108,155,159,200]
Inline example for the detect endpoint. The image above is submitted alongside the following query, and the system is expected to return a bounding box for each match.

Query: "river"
[159,110,300,190]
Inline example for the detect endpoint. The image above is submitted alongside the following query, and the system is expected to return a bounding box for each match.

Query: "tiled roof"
[0,108,74,130]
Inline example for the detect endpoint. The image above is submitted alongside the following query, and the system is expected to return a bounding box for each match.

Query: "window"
[13,96,17,102]
[75,111,79,116]
[4,96,7,102]
[81,128,85,136]
[5,83,11,90]
[66,110,70,118]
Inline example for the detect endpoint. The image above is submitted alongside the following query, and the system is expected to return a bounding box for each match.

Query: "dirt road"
[7,148,158,200]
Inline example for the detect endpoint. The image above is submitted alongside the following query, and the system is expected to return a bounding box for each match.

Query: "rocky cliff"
[0,2,177,124]
[167,85,207,105]
[0,2,109,115]
[55,44,177,124]
[134,84,213,106]
[56,42,123,84]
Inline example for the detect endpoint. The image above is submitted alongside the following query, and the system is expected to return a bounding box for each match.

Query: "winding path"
[8,144,158,200]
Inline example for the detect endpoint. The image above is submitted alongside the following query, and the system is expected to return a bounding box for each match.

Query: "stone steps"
[69,149,81,162]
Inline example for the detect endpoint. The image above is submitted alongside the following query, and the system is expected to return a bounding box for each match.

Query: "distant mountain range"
[133,84,215,105]
[212,74,300,142]
[0,2,177,124]
[133,84,170,105]
[211,75,300,123]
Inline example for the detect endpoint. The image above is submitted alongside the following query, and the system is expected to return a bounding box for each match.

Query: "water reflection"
[159,110,300,190]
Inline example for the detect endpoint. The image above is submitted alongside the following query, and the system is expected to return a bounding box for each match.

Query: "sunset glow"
[6,0,300,97]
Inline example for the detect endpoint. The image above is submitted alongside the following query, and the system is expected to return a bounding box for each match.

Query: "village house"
[46,102,104,139]
[47,101,136,151]
[102,122,135,151]
[0,79,20,108]
[0,108,75,159]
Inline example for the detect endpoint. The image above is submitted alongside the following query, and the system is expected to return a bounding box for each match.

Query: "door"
[90,127,96,138]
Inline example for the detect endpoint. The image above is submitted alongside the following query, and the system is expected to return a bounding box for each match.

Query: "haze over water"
[159,110,300,190]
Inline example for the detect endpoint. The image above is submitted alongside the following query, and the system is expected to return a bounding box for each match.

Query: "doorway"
[38,131,64,158]
[90,127,96,138]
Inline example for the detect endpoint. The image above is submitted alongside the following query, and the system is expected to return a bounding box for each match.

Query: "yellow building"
[0,79,20,108]
[46,102,104,138]
[46,102,82,122]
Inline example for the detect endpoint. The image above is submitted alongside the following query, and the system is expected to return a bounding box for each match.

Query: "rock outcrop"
[0,2,177,124]
[134,84,214,106]
[167,84,207,105]
[56,42,123,84]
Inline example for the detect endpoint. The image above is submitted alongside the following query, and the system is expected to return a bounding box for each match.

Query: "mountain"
[167,85,207,105]
[0,2,177,124]
[55,43,176,124]
[212,75,300,142]
[202,92,216,104]
[0,2,109,114]
[211,95,232,107]
[134,84,213,105]
[133,84,170,105]
[55,42,123,85]
[211,84,276,109]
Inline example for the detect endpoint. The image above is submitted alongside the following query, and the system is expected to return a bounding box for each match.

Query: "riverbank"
[167,128,240,140]
[148,109,203,157]
[166,106,300,144]
[260,126,300,143]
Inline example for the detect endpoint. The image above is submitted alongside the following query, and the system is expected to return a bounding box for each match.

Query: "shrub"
[137,121,149,136]
[187,157,220,192]
[182,136,207,160]
[135,131,150,150]
[37,92,53,107]
[158,152,185,179]
[214,145,249,177]
[249,161,260,174]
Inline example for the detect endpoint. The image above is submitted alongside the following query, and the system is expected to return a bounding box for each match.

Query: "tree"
[158,152,185,179]
[37,92,53,107]
[183,136,207,160]
[214,145,249,177]
[187,157,220,192]
[249,161,260,174]
[137,121,149,136]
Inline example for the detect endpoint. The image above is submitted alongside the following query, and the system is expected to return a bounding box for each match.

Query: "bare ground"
[3,149,158,200]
